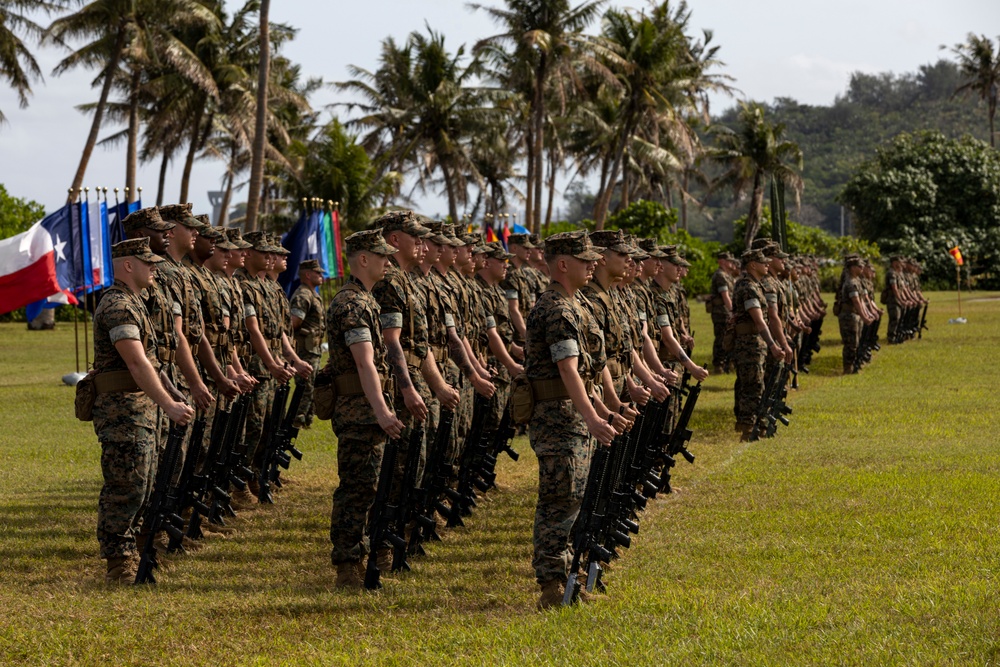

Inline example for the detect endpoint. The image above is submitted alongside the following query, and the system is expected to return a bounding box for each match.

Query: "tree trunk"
[156,151,169,206]
[125,69,141,203]
[524,125,534,232]
[67,28,126,203]
[532,57,547,234]
[244,0,271,232]
[680,171,689,231]
[219,169,234,227]
[442,164,459,225]
[544,145,557,232]
[593,129,629,229]
[744,170,764,248]
[179,102,204,204]
[619,159,630,212]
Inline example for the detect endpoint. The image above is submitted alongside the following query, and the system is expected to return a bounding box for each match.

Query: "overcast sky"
[1,0,997,222]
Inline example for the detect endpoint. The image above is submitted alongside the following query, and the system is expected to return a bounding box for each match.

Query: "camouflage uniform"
[731,269,768,428]
[882,262,902,341]
[709,263,735,370]
[476,256,514,430]
[93,274,161,561]
[839,263,864,370]
[290,279,326,427]
[326,275,390,564]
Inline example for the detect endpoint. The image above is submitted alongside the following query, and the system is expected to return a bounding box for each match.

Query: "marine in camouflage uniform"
[731,249,783,438]
[580,230,633,398]
[525,232,619,609]
[503,233,535,348]
[325,230,403,587]
[92,239,193,582]
[709,251,736,372]
[476,243,522,430]
[838,255,870,373]
[290,259,327,429]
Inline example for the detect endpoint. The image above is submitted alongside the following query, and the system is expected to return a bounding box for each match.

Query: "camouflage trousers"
[839,313,862,369]
[329,418,386,563]
[529,400,594,584]
[711,315,729,369]
[733,333,766,426]
[94,392,159,560]
[247,377,276,472]
[444,359,463,467]
[293,352,322,427]
[483,373,511,433]
[886,303,902,341]
[389,367,431,503]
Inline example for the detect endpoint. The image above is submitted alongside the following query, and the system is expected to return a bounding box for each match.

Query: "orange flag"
[949,246,964,266]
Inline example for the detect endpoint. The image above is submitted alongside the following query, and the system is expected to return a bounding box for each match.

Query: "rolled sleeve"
[345,327,373,346]
[550,339,580,362]
[744,298,761,311]
[485,315,497,329]
[109,324,141,343]
[655,313,671,327]
[379,312,404,329]
[290,308,306,320]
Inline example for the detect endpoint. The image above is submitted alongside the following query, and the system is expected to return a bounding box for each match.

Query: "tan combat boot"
[334,561,363,589]
[536,579,565,611]
[376,547,393,574]
[105,556,138,584]
[737,422,754,442]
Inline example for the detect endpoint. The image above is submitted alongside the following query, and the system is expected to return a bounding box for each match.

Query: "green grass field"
[1,292,998,666]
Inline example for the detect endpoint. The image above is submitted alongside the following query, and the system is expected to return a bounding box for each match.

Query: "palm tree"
[242,0,269,231]
[708,101,803,247]
[948,33,1000,148]
[0,0,65,125]
[46,0,219,202]
[470,0,607,233]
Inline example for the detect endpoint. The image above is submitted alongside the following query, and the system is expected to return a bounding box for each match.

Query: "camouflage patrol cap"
[482,242,514,261]
[845,256,864,268]
[589,229,631,254]
[717,250,736,261]
[662,246,691,267]
[346,229,398,256]
[763,245,789,260]
[112,237,165,263]
[268,233,290,255]
[544,231,603,261]
[623,234,648,260]
[194,214,211,226]
[122,206,175,233]
[441,223,464,247]
[508,233,535,249]
[376,209,432,238]
[422,221,452,246]
[299,259,325,275]
[750,238,775,251]
[889,254,904,263]
[225,228,253,249]
[242,231,271,252]
[198,224,224,241]
[529,233,542,247]
[637,238,667,259]
[158,203,203,229]
[742,249,771,265]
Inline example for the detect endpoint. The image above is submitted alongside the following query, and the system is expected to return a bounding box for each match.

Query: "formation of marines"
[84,204,926,609]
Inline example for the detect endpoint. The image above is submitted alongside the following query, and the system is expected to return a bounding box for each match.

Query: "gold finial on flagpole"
[84,187,90,201]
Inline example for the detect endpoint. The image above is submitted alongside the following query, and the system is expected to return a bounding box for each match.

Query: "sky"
[1,0,997,223]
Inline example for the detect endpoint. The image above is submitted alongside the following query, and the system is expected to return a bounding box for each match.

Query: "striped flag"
[949,246,963,266]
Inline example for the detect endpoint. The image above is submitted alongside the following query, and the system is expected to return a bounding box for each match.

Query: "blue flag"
[278,209,323,297]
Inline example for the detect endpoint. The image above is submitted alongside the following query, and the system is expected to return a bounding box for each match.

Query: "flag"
[320,210,336,277]
[69,200,93,294]
[278,209,323,296]
[23,205,81,320]
[512,223,529,235]
[500,221,510,251]
[485,225,499,244]
[86,199,106,291]
[949,246,964,266]
[0,221,65,315]
[331,210,343,278]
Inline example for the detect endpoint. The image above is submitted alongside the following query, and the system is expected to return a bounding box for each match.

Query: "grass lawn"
[1,291,998,666]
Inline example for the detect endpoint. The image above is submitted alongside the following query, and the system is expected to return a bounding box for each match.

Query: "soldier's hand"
[627,382,650,406]
[293,359,312,379]
[235,373,256,393]
[402,386,428,422]
[647,379,670,402]
[377,410,404,439]
[191,382,215,410]
[510,344,524,361]
[166,400,195,425]
[783,346,794,364]
[219,377,240,400]
[471,375,496,398]
[769,342,784,360]
[269,362,292,383]
[585,416,616,446]
[436,385,461,411]
[660,369,681,386]
[690,365,709,383]
[510,363,525,377]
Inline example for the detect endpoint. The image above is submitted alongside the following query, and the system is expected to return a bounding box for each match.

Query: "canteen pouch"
[721,323,735,354]
[833,301,842,316]
[313,367,336,421]
[510,372,534,425]
[705,298,713,314]
[74,371,97,422]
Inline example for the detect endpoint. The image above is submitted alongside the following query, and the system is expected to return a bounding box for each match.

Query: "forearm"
[385,334,414,390]
[509,301,526,340]
[420,350,450,394]
[487,329,520,374]
[446,328,477,379]
[197,334,227,384]
[558,360,600,424]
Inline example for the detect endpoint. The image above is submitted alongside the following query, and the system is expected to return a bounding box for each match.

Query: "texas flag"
[0,220,71,315]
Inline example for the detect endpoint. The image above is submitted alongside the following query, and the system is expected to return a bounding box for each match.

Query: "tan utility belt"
[531,377,595,403]
[334,373,394,397]
[93,370,140,394]
[734,322,758,335]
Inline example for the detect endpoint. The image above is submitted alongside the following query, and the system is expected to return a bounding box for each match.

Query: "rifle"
[390,425,425,572]
[564,443,613,605]
[213,393,253,521]
[168,408,221,549]
[658,381,700,494]
[256,383,290,504]
[410,409,456,547]
[264,382,306,491]
[448,395,492,526]
[762,364,793,438]
[364,436,407,590]
[749,364,781,442]
[135,422,188,584]
[918,303,929,339]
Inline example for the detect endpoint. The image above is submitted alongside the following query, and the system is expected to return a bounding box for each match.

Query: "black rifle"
[389,426,426,572]
[213,392,253,521]
[658,381,699,494]
[135,422,188,584]
[256,383,290,504]
[918,303,929,339]
[448,395,493,526]
[265,382,306,491]
[763,365,793,438]
[168,409,220,549]
[564,443,613,605]
[410,410,455,550]
[750,364,782,442]
[364,436,407,590]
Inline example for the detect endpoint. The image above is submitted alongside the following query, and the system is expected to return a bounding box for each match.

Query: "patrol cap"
[637,238,667,259]
[198,224,224,241]
[750,238,775,251]
[544,231,603,261]
[225,228,253,249]
[528,233,542,247]
[763,245,789,260]
[589,229,631,254]
[508,233,535,249]
[421,221,452,246]
[213,227,238,250]
[122,206,175,233]
[268,233,290,255]
[889,254,904,263]
[623,234,648,260]
[299,259,325,275]
[158,203,203,229]
[844,255,864,268]
[112,237,165,263]
[346,229,398,256]
[242,231,271,252]
[742,249,771,265]
[717,250,735,261]
[441,223,464,247]
[482,242,513,261]
[376,210,432,238]
[663,247,691,267]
